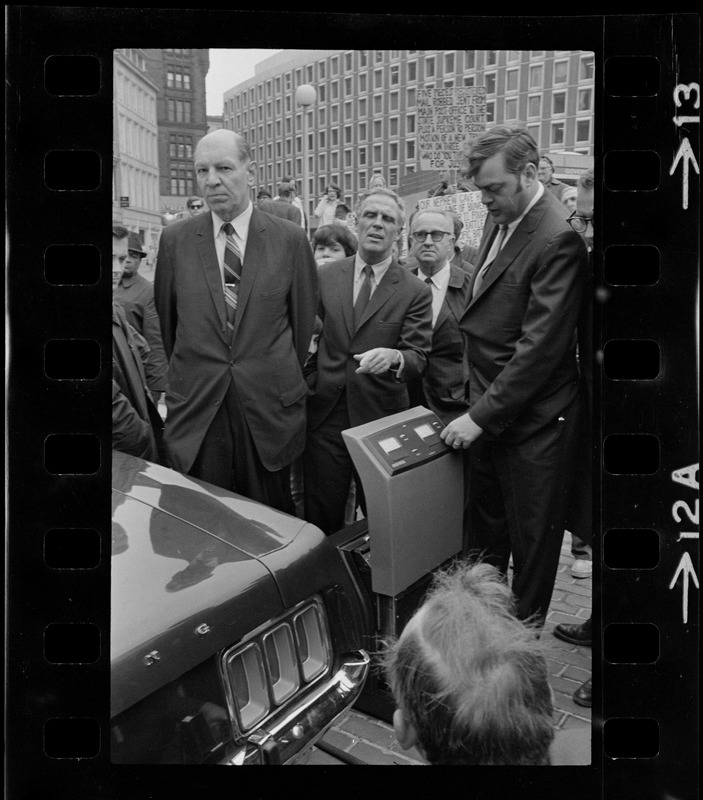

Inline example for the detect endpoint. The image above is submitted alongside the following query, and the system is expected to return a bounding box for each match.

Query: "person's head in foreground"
[312,224,358,263]
[382,559,555,765]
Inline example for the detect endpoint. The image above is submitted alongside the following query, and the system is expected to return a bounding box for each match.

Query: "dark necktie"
[354,265,374,331]
[221,222,243,333]
[472,224,508,297]
[425,276,434,286]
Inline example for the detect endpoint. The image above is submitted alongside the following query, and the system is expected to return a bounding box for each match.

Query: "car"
[110,449,370,765]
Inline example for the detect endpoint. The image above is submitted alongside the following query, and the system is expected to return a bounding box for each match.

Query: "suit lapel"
[444,264,469,324]
[234,208,265,336]
[338,257,356,339]
[196,214,228,334]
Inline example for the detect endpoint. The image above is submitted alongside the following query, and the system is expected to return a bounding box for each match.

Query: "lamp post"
[295,84,316,237]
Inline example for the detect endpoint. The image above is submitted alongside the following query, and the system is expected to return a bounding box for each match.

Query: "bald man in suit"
[154,129,318,513]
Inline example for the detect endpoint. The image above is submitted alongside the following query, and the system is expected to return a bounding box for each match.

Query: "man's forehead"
[361,195,398,217]
[412,211,452,231]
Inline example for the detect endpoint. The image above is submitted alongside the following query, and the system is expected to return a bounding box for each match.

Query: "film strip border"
[5,10,699,799]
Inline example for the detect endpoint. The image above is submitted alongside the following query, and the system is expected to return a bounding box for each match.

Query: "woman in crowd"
[314,184,344,227]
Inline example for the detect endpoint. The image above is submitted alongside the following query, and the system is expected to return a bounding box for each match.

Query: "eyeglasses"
[190,203,204,209]
[410,230,454,243]
[566,212,594,233]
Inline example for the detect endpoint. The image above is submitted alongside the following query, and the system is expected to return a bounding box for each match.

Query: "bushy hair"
[312,224,358,257]
[465,125,539,179]
[382,559,555,765]
[355,187,406,229]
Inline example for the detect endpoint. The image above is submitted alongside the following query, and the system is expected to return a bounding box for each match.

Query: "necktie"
[425,276,434,285]
[354,265,374,331]
[222,222,243,333]
[472,224,507,297]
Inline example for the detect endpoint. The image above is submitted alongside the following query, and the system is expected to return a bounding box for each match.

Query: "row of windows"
[115,69,157,124]
[229,68,593,130]
[169,133,195,160]
[170,167,195,196]
[166,69,191,90]
[118,115,158,165]
[117,48,148,73]
[229,51,593,113]
[114,163,160,211]
[167,99,192,123]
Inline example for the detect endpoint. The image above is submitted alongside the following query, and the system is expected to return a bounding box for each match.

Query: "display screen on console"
[378,436,402,454]
[414,423,435,440]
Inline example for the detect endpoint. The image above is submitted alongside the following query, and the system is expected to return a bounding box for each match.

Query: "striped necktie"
[354,265,374,331]
[472,224,508,297]
[221,222,242,333]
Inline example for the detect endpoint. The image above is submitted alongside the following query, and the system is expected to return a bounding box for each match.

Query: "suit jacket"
[461,189,588,442]
[307,257,432,430]
[114,272,168,394]
[409,263,472,424]
[154,208,319,473]
[257,199,302,226]
[112,302,163,462]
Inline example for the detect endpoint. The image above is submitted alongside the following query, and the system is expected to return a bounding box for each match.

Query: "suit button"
[229,360,236,367]
[214,400,220,406]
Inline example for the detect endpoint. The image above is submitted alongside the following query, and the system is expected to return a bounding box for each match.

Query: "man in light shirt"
[441,125,589,624]
[154,129,318,513]
[303,188,432,534]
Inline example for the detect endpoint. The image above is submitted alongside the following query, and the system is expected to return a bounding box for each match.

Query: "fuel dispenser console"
[335,407,466,722]
[341,406,464,597]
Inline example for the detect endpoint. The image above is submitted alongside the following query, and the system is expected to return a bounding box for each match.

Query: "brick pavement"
[310,530,592,765]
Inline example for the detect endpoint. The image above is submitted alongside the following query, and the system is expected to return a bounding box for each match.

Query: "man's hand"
[354,348,400,374]
[440,413,484,449]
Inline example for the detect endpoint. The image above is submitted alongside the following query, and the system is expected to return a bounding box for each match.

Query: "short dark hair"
[112,223,129,240]
[466,125,539,179]
[577,167,595,191]
[257,189,272,199]
[187,196,203,208]
[383,559,555,765]
[278,181,295,200]
[312,224,358,257]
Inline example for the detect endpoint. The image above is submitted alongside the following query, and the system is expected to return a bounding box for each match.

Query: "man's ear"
[393,708,419,751]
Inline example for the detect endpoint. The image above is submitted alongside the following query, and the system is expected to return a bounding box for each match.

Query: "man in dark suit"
[258,181,302,225]
[112,224,163,463]
[114,231,168,405]
[538,154,568,202]
[154,129,318,513]
[406,208,472,425]
[441,125,589,624]
[303,188,433,534]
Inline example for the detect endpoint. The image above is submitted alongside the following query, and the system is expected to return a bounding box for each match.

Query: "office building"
[222,49,595,220]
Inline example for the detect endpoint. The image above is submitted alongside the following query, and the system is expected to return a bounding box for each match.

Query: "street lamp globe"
[295,84,317,107]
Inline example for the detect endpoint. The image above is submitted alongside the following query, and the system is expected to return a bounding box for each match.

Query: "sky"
[206,49,282,116]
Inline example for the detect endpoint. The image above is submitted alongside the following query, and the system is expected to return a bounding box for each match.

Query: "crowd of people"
[112,122,596,760]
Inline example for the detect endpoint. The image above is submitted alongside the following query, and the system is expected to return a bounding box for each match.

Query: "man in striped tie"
[154,129,318,513]
[440,125,589,626]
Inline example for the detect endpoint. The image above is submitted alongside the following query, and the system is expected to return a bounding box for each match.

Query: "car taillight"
[222,599,331,735]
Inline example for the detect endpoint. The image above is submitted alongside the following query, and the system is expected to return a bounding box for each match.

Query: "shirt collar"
[354,253,393,280]
[212,202,253,241]
[505,181,544,235]
[420,260,450,287]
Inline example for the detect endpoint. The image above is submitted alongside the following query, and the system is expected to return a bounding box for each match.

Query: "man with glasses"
[440,125,589,625]
[186,196,205,217]
[303,188,432,534]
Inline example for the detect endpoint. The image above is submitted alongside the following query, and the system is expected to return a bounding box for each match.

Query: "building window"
[443,79,454,88]
[331,81,339,100]
[578,87,593,112]
[359,172,367,189]
[485,73,496,94]
[331,152,338,169]
[551,121,565,146]
[345,52,352,71]
[374,69,383,89]
[407,61,417,82]
[390,64,399,85]
[506,68,519,92]
[407,114,416,134]
[344,125,353,144]
[529,64,543,89]
[373,94,383,114]
[373,144,382,163]
[580,54,594,80]
[358,50,368,68]
[331,56,339,75]
[425,56,435,78]
[407,87,416,107]
[318,153,326,171]
[507,50,521,63]
[389,116,399,136]
[317,84,326,103]
[554,59,569,84]
[486,50,497,66]
[319,131,326,149]
[359,122,367,140]
[444,52,455,73]
[464,50,476,69]
[344,149,353,167]
[359,147,367,166]
[389,142,399,161]
[344,100,353,119]
[528,124,540,148]
[406,140,416,159]
[344,76,352,95]
[505,97,518,120]
[576,118,591,143]
[389,167,398,186]
[531,50,544,58]
[359,73,367,93]
[463,75,475,87]
[375,50,383,63]
[552,91,566,115]
[389,91,399,111]
[359,97,367,117]
[331,105,339,123]
[486,100,495,123]
[528,95,541,118]
[373,119,382,139]
[331,129,339,146]
[318,60,326,79]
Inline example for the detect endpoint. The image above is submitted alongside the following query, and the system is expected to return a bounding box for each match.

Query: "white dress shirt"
[420,261,451,327]
[210,203,254,285]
